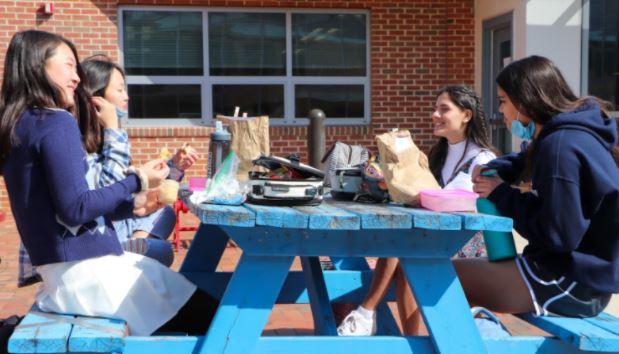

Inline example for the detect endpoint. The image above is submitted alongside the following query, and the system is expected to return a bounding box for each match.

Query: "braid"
[475,96,492,147]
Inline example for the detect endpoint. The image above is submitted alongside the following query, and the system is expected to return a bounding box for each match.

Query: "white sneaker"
[337,310,377,336]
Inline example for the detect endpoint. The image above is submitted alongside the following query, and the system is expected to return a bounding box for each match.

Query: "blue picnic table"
[120,195,607,354]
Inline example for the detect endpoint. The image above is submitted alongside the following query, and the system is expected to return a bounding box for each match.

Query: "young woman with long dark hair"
[338,85,497,336]
[0,30,216,336]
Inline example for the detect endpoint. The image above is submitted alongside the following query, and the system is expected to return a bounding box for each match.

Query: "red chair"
[172,198,197,251]
[172,177,206,251]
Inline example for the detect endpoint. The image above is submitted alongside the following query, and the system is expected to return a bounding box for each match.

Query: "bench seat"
[8,310,127,353]
[518,311,619,352]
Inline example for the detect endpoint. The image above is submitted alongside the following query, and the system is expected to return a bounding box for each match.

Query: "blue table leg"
[301,256,338,335]
[179,224,229,273]
[199,253,295,354]
[399,257,486,354]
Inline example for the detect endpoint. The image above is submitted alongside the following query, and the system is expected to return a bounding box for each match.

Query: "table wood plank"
[191,203,255,227]
[244,204,308,229]
[122,335,591,354]
[9,311,72,353]
[451,212,513,232]
[69,317,127,353]
[519,313,619,352]
[295,204,360,230]
[390,206,461,230]
[330,202,412,229]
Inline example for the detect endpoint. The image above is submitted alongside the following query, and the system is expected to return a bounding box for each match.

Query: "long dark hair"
[496,55,618,168]
[81,55,126,97]
[0,30,100,166]
[428,85,496,182]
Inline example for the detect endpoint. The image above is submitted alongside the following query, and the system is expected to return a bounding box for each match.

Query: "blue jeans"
[114,207,176,267]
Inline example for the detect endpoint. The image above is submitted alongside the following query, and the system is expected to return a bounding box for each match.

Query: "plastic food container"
[419,189,479,212]
[188,176,207,192]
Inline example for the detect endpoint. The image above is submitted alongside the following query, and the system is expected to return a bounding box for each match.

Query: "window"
[584,0,619,109]
[120,8,370,125]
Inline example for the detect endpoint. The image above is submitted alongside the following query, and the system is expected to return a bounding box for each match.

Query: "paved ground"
[0,211,547,337]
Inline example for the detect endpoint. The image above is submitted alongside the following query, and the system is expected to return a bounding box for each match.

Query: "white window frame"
[118,6,371,126]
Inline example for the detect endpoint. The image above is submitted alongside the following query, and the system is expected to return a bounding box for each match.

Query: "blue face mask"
[510,112,535,141]
[115,107,128,120]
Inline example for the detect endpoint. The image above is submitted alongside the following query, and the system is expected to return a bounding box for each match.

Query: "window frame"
[118,6,371,127]
[581,0,619,118]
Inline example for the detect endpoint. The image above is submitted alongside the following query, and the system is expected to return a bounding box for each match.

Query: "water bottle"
[207,121,231,178]
[477,168,517,262]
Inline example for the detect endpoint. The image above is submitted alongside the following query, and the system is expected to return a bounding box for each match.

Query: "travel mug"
[476,168,517,262]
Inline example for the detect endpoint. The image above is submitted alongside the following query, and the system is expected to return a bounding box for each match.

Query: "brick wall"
[0,0,475,215]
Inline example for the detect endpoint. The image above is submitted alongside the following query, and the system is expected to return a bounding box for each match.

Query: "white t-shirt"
[441,140,496,191]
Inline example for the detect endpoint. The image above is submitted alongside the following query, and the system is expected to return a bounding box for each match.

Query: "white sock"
[356,305,375,320]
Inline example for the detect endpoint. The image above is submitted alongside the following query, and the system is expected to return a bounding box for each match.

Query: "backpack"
[353,156,390,203]
[321,141,369,188]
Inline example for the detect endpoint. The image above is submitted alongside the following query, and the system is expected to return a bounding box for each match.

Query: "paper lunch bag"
[376,130,440,206]
[217,115,270,182]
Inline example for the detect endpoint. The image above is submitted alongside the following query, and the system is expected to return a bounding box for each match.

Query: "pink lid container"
[188,176,207,192]
[420,189,479,212]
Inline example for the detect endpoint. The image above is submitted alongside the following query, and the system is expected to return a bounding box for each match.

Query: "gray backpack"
[321,141,369,189]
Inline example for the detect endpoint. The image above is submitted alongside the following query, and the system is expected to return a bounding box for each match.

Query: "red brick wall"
[0,0,475,216]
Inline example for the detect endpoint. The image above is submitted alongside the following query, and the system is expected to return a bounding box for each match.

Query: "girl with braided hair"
[337,85,498,336]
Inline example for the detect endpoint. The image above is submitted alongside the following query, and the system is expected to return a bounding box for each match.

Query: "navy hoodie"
[487,102,619,293]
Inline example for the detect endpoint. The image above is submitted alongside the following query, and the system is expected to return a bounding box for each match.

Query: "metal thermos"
[207,121,231,178]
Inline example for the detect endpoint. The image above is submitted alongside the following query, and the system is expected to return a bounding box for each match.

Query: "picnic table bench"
[8,197,619,353]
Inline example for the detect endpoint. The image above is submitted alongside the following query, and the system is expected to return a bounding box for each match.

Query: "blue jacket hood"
[537,101,618,151]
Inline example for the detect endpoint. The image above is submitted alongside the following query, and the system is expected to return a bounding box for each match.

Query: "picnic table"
[174,194,519,354]
[11,194,619,354]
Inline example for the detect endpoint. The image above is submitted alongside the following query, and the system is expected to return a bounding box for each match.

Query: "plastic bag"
[190,152,248,205]
[471,307,511,338]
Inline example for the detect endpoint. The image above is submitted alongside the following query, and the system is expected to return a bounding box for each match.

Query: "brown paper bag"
[376,130,440,206]
[217,115,270,181]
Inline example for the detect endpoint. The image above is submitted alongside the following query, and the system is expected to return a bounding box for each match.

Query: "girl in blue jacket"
[0,30,217,336]
[464,55,619,318]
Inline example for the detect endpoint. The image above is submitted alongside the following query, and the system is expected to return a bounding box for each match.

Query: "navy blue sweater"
[2,108,140,266]
[487,102,619,293]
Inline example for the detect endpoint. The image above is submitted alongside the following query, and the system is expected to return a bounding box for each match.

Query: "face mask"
[115,107,128,120]
[510,112,535,140]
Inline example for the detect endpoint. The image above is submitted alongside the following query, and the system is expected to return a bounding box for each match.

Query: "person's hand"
[171,143,198,172]
[138,159,169,188]
[133,188,164,216]
[91,96,119,129]
[472,173,503,198]
[471,164,484,182]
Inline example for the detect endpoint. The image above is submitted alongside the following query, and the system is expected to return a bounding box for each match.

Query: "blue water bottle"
[477,168,517,262]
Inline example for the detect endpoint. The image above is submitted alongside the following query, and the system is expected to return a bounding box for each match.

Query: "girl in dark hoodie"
[453,55,618,319]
